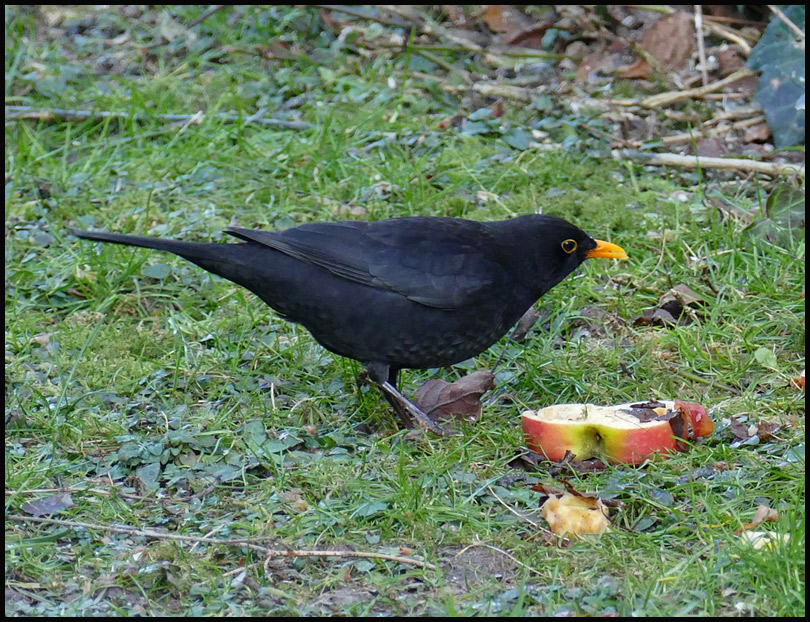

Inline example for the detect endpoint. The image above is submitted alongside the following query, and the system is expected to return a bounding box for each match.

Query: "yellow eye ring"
[561,239,577,254]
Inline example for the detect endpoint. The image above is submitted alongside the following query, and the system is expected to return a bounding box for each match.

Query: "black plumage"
[72,214,626,435]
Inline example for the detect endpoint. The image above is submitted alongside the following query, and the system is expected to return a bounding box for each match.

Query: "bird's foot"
[379,380,458,437]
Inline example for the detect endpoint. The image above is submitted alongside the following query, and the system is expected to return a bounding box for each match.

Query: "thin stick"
[382,5,484,54]
[578,121,640,148]
[642,67,757,108]
[660,115,767,145]
[455,541,543,576]
[412,49,472,83]
[767,5,805,45]
[188,5,226,28]
[442,82,534,103]
[5,106,313,131]
[613,149,804,178]
[262,547,436,570]
[7,514,436,571]
[694,6,709,87]
[314,4,411,28]
[707,21,753,55]
[486,485,544,530]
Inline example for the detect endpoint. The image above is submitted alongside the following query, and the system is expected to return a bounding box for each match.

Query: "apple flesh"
[522,400,712,465]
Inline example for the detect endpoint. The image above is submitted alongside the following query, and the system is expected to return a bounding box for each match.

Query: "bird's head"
[498,214,627,296]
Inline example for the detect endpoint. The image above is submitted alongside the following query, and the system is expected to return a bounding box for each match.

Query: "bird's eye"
[561,239,577,254]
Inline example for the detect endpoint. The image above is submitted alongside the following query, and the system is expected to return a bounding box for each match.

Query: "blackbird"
[71,214,626,435]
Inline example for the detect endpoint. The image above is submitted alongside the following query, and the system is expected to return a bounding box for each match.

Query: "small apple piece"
[541,492,610,536]
[522,404,678,465]
[674,400,714,438]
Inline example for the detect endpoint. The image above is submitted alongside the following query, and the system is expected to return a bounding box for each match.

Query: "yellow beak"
[586,239,628,260]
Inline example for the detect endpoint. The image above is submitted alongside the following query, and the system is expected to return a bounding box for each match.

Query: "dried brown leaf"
[641,11,695,72]
[740,504,779,531]
[790,368,805,391]
[510,307,542,342]
[483,5,534,34]
[412,370,495,422]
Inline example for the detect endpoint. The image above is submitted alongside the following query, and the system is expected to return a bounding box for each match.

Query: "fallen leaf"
[413,370,495,422]
[729,416,781,444]
[633,284,706,327]
[640,11,695,72]
[790,368,804,391]
[696,137,727,158]
[632,307,678,327]
[615,56,651,79]
[483,5,534,34]
[753,347,779,370]
[744,123,772,143]
[729,417,752,441]
[754,421,781,440]
[21,493,74,517]
[739,504,778,531]
[510,307,542,342]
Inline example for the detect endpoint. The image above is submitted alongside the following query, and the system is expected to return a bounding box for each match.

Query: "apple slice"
[522,400,712,465]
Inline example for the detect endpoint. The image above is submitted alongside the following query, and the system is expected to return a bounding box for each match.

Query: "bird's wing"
[226,220,512,309]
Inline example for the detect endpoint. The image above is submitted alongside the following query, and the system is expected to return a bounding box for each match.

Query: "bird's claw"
[379,380,458,437]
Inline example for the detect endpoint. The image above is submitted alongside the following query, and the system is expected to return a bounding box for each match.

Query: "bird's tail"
[70,228,259,286]
[71,229,210,256]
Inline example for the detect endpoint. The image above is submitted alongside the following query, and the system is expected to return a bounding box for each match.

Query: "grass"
[5,5,805,616]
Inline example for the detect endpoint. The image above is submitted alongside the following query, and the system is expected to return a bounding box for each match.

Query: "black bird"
[71,214,626,435]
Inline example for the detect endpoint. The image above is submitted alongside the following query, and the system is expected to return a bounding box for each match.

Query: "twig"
[694,5,709,87]
[412,49,472,83]
[706,21,753,55]
[485,485,544,530]
[455,541,543,576]
[578,122,640,148]
[188,5,226,28]
[642,67,757,108]
[262,547,435,572]
[382,5,484,54]
[5,106,313,131]
[767,5,805,47]
[314,5,411,28]
[702,15,769,27]
[7,514,436,572]
[612,149,804,178]
[442,82,534,103]
[375,41,569,60]
[701,92,751,101]
[660,115,768,145]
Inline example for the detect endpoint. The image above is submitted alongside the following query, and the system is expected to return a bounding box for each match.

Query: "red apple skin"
[522,417,599,461]
[598,423,678,465]
[674,400,714,438]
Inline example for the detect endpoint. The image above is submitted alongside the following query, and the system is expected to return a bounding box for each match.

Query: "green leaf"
[142,263,171,279]
[753,347,779,370]
[354,500,387,518]
[502,128,531,150]
[747,5,805,147]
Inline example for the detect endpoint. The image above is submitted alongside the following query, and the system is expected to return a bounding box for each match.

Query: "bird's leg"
[383,368,412,428]
[365,363,457,437]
